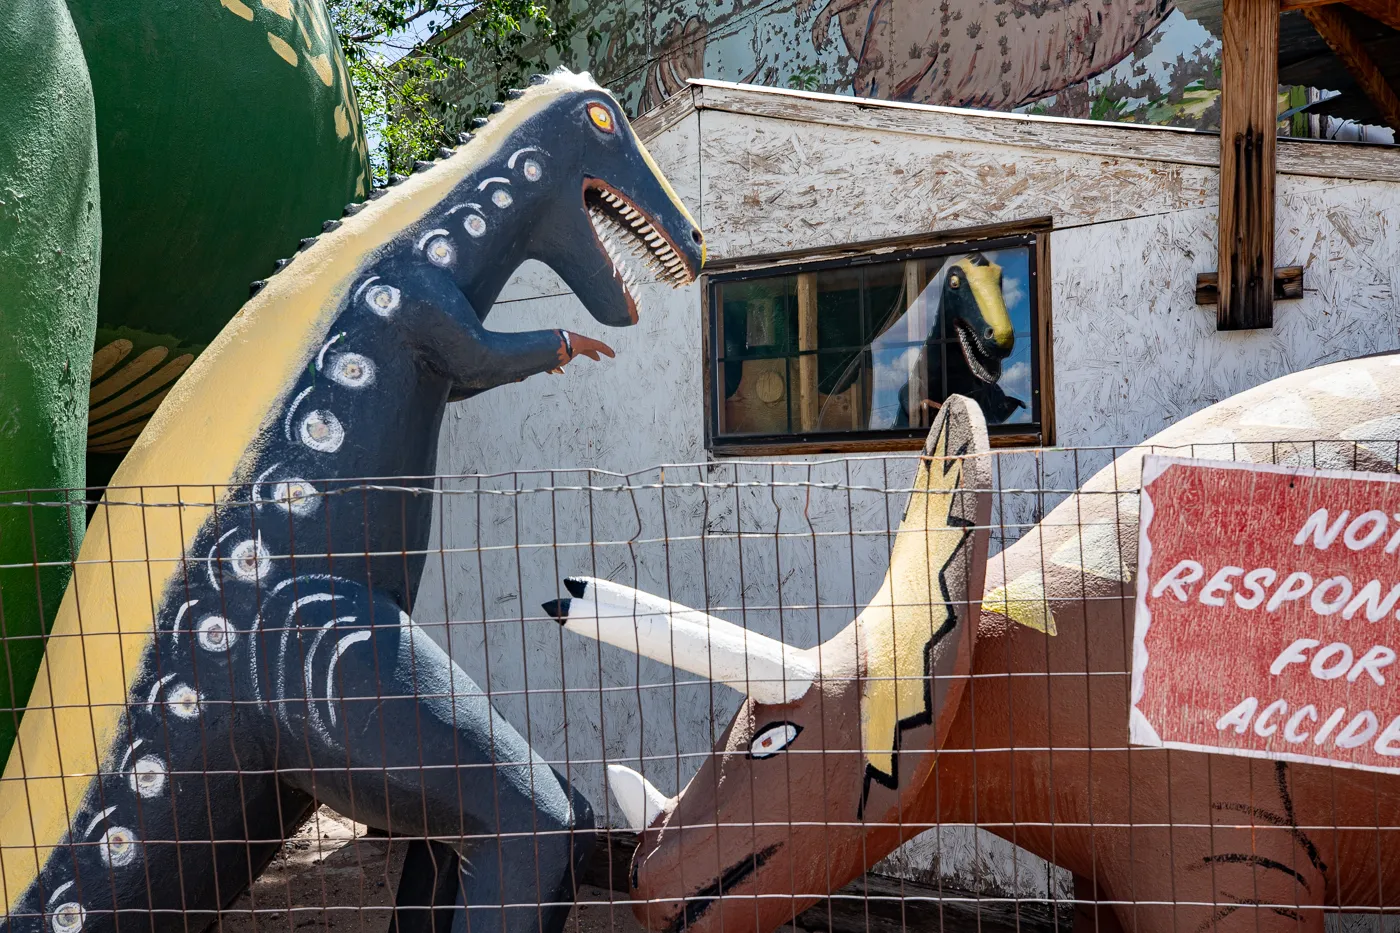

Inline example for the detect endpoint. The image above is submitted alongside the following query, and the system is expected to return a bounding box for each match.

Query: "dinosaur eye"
[587,102,615,133]
[749,722,801,759]
[949,273,961,289]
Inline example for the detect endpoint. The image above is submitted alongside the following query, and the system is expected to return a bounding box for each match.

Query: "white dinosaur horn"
[606,763,673,832]
[543,576,818,705]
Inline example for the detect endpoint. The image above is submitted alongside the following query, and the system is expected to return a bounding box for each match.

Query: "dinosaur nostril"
[985,328,995,341]
[692,229,703,244]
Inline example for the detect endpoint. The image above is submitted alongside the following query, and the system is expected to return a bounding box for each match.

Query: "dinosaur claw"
[560,331,616,365]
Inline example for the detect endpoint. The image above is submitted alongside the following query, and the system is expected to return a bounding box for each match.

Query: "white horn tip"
[606,763,672,832]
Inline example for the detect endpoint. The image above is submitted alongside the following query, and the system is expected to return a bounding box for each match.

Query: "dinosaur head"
[940,253,1014,383]
[543,397,992,933]
[511,69,705,327]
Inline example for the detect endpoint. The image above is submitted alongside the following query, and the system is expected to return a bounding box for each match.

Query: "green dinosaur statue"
[65,0,370,480]
[0,0,101,767]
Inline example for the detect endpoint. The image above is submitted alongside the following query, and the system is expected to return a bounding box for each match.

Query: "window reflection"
[713,242,1039,442]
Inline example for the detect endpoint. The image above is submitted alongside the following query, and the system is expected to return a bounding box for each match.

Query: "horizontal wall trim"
[632,79,1400,184]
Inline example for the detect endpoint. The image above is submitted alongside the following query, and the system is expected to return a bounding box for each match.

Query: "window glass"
[711,239,1042,448]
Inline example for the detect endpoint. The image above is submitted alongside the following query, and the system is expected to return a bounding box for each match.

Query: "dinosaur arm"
[408,272,610,392]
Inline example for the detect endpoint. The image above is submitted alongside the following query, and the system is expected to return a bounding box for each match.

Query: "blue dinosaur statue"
[0,68,704,933]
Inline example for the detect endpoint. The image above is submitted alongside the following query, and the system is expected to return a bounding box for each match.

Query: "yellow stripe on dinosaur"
[858,423,965,778]
[0,76,593,912]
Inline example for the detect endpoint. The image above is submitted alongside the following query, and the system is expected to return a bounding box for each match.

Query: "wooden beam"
[1196,266,1304,304]
[1280,0,1341,11]
[1304,4,1400,130]
[1341,0,1400,32]
[796,273,819,432]
[903,261,927,427]
[1218,0,1280,330]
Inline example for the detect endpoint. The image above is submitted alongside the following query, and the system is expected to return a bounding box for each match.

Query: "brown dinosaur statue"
[549,354,1400,933]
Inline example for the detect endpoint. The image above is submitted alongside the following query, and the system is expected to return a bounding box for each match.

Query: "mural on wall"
[0,69,704,933]
[555,355,1400,933]
[437,0,1235,128]
[545,394,993,933]
[65,0,371,478]
[438,0,1398,142]
[0,0,102,770]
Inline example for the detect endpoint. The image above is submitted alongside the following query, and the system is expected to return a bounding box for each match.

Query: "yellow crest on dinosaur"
[858,418,967,779]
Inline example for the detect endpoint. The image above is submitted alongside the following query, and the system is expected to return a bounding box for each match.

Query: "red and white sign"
[1132,455,1400,773]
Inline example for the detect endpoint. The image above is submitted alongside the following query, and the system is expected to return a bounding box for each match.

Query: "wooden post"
[1304,5,1400,131]
[1218,0,1280,330]
[796,273,819,432]
[904,261,927,427]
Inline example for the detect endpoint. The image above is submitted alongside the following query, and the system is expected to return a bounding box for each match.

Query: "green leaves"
[328,0,576,183]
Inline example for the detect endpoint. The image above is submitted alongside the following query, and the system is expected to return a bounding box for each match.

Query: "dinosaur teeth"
[588,194,692,303]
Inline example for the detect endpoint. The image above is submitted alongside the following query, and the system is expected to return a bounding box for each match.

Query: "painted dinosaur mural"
[805,0,1173,107]
[0,0,101,769]
[436,0,1188,122]
[551,354,1400,933]
[0,68,704,933]
[66,0,369,472]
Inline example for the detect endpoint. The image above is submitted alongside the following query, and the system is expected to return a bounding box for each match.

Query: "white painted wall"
[414,83,1400,903]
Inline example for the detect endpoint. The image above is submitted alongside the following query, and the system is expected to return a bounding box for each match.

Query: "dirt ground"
[219,808,1387,933]
[220,808,650,933]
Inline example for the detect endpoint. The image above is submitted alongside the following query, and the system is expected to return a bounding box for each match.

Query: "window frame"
[702,221,1056,456]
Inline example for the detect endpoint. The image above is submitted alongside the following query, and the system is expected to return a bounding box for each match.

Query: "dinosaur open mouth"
[585,183,693,315]
[954,319,1003,384]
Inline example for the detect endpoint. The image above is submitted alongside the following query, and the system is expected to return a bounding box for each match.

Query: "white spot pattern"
[328,353,374,388]
[424,236,456,267]
[230,537,272,583]
[51,901,85,933]
[365,283,400,318]
[100,827,138,867]
[167,684,203,720]
[129,756,167,798]
[299,410,345,452]
[197,615,237,653]
[270,479,319,516]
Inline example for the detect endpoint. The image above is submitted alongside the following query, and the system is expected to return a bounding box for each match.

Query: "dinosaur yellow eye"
[949,273,962,289]
[587,102,615,133]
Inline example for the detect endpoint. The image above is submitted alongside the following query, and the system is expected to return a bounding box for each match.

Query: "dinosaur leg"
[264,583,592,933]
[393,840,460,933]
[447,769,595,933]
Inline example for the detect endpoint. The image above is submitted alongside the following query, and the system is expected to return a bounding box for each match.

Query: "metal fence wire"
[2,439,1400,933]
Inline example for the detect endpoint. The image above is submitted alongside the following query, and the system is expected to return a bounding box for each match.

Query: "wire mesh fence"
[2,438,1400,933]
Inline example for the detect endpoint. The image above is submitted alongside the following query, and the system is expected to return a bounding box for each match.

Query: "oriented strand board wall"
[417,86,1400,901]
